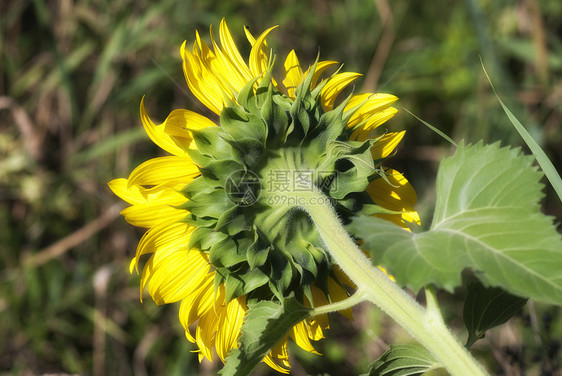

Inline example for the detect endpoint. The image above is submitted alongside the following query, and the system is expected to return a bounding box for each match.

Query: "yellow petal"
[140,97,189,156]
[109,179,186,208]
[248,25,278,78]
[377,266,396,282]
[352,92,398,109]
[121,203,186,229]
[304,60,339,89]
[349,107,398,141]
[332,264,356,289]
[333,256,394,287]
[163,109,216,141]
[141,247,209,305]
[327,278,353,320]
[179,272,215,341]
[215,296,247,361]
[195,287,227,361]
[117,186,187,228]
[290,320,321,354]
[400,211,420,224]
[209,23,251,95]
[243,25,257,44]
[283,50,303,98]
[307,285,328,306]
[191,31,231,106]
[303,277,351,338]
[320,72,362,111]
[374,213,411,228]
[210,41,249,93]
[127,156,199,188]
[218,19,253,84]
[345,93,398,129]
[181,41,225,115]
[367,169,420,225]
[108,178,145,205]
[304,287,329,334]
[195,29,215,63]
[134,220,194,273]
[302,308,326,342]
[196,311,218,362]
[143,101,216,154]
[305,317,326,342]
[371,131,405,160]
[263,339,290,374]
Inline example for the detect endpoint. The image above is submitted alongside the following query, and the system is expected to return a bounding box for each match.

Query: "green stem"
[301,189,488,376]
[310,291,367,317]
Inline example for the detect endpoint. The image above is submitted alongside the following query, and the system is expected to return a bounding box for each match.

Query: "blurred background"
[1,0,561,375]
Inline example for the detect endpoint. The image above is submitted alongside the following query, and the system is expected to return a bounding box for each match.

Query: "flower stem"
[301,189,488,376]
[310,291,367,317]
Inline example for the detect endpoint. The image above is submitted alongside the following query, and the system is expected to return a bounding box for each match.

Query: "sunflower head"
[109,19,418,373]
[183,63,391,306]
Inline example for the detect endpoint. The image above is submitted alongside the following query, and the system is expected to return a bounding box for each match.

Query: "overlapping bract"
[109,19,418,373]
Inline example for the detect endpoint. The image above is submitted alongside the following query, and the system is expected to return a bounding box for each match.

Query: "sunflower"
[109,19,418,373]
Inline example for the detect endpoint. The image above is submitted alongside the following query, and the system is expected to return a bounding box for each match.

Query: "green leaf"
[220,296,311,376]
[260,84,289,146]
[463,281,527,348]
[236,76,261,114]
[349,142,562,306]
[220,106,267,144]
[364,344,441,376]
[216,207,251,236]
[225,138,265,167]
[182,189,232,219]
[190,126,234,161]
[246,228,272,270]
[325,139,374,199]
[224,268,270,303]
[209,237,246,268]
[199,160,246,188]
[306,94,349,151]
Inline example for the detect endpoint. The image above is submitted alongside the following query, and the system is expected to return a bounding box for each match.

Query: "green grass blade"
[482,62,562,203]
[402,107,458,147]
[72,127,146,165]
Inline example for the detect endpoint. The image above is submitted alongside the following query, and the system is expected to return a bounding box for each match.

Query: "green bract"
[182,67,388,304]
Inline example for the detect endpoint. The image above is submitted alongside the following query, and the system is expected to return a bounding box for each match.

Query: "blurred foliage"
[0,0,561,375]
